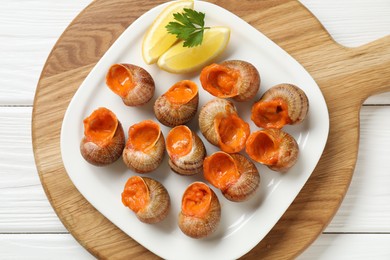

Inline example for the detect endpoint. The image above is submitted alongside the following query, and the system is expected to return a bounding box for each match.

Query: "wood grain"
[31,0,390,259]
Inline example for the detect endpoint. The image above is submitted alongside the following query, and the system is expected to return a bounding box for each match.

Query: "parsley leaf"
[166,8,209,48]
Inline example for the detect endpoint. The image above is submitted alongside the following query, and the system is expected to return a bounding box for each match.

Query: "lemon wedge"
[157,26,231,74]
[142,0,194,65]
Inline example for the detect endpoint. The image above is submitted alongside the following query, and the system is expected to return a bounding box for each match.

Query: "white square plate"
[61,1,329,259]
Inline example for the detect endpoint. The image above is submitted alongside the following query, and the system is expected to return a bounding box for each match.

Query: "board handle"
[346,35,390,102]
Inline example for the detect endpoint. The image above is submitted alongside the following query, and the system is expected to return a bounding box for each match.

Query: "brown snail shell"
[246,128,299,172]
[166,125,206,176]
[198,98,250,153]
[203,151,260,202]
[106,63,155,106]
[122,120,165,173]
[178,182,221,239]
[122,176,170,224]
[200,60,260,102]
[198,98,236,146]
[80,107,125,166]
[154,80,199,127]
[251,83,309,129]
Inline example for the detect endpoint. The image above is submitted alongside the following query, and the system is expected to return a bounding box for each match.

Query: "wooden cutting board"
[32,0,390,259]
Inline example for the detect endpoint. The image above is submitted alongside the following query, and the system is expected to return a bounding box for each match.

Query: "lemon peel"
[157,26,231,74]
[142,0,194,65]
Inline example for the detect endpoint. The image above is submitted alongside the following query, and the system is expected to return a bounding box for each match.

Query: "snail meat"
[251,83,309,129]
[178,182,221,239]
[122,176,170,224]
[246,128,299,172]
[122,120,165,173]
[166,125,206,175]
[199,98,250,153]
[106,63,155,106]
[154,80,199,127]
[80,107,125,166]
[200,60,260,102]
[203,151,260,202]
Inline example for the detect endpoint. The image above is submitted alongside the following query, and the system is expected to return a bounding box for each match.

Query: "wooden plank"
[300,0,390,47]
[0,1,90,105]
[326,105,390,232]
[365,93,390,104]
[0,234,94,260]
[0,0,389,105]
[0,107,65,232]
[299,234,390,259]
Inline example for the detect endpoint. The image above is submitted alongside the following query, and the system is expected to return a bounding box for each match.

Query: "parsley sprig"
[166,8,210,48]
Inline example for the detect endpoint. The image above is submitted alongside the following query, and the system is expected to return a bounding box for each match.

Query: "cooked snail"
[106,63,155,106]
[122,120,165,173]
[246,128,299,172]
[154,80,199,127]
[203,151,260,202]
[80,107,125,166]
[122,176,170,224]
[251,83,309,129]
[200,60,260,102]
[198,98,250,153]
[178,182,221,239]
[166,125,206,175]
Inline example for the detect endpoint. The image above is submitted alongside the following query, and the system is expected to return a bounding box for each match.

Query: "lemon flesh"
[142,0,194,64]
[157,27,231,74]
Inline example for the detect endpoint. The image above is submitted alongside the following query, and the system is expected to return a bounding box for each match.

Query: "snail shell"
[166,125,206,176]
[106,63,155,106]
[80,107,125,166]
[198,98,250,153]
[203,151,260,202]
[122,176,170,224]
[154,80,199,127]
[251,83,309,129]
[178,182,221,239]
[246,128,299,172]
[200,60,260,102]
[122,120,165,173]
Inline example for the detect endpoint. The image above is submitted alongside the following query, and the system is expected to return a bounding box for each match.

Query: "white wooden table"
[1,0,389,259]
